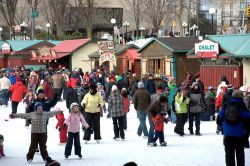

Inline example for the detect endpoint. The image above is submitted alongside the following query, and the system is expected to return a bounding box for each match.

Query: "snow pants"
[83,112,101,141]
[224,136,245,166]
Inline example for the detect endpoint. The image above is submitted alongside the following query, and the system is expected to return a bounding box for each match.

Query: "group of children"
[7,101,89,164]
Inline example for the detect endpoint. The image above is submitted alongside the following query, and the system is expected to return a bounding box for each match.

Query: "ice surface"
[0,101,249,166]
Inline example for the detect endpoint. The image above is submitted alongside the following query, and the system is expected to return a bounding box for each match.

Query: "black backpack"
[225,102,241,124]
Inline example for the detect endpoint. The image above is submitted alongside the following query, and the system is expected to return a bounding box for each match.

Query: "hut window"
[148,59,162,75]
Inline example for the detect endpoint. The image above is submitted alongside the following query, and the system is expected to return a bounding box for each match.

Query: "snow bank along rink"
[0,101,249,166]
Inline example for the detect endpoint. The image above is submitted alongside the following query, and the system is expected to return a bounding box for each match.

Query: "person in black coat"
[66,83,78,112]
[145,74,156,95]
[222,84,234,106]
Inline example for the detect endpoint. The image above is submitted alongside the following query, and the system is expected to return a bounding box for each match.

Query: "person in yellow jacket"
[174,89,190,136]
[81,83,104,144]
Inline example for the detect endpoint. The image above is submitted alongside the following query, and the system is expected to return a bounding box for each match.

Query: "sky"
[0,101,249,166]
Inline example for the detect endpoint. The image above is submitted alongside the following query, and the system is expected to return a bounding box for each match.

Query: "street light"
[182,22,188,36]
[139,26,146,39]
[123,21,129,42]
[0,27,2,40]
[209,8,216,35]
[20,22,28,40]
[110,18,116,45]
[46,23,51,40]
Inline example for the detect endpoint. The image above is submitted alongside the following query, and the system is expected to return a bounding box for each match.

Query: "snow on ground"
[0,101,249,166]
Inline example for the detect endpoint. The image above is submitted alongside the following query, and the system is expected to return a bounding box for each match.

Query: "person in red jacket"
[152,111,167,147]
[55,107,67,143]
[43,74,54,100]
[8,77,27,114]
[121,88,130,130]
[215,86,227,134]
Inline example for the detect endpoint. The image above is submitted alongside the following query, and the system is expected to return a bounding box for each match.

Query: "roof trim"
[137,38,174,53]
[116,44,139,56]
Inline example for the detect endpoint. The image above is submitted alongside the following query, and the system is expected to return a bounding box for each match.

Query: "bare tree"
[0,0,19,38]
[124,0,143,37]
[77,0,94,38]
[144,0,168,32]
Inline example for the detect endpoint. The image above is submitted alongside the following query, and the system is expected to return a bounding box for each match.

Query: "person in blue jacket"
[217,90,250,166]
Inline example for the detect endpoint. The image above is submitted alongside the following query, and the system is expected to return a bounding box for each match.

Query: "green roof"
[207,34,250,57]
[6,40,44,51]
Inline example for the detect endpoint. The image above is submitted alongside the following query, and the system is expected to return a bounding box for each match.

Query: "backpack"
[225,102,241,124]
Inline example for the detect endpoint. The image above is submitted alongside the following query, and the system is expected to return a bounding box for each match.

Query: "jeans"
[11,101,19,114]
[148,116,155,144]
[123,114,127,130]
[188,112,201,133]
[112,116,125,139]
[65,132,81,157]
[153,131,165,143]
[224,136,245,166]
[0,89,8,106]
[170,105,176,123]
[137,110,148,137]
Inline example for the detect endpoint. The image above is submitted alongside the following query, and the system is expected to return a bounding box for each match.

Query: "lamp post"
[110,18,116,45]
[0,27,2,40]
[139,26,146,39]
[209,8,216,35]
[123,21,129,42]
[46,23,51,40]
[182,22,188,36]
[20,22,28,40]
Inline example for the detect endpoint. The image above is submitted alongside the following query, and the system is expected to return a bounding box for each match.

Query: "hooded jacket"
[9,81,27,102]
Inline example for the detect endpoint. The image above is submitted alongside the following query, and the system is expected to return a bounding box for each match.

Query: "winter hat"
[45,157,60,166]
[0,134,4,141]
[34,102,43,111]
[89,83,97,90]
[111,85,118,92]
[37,89,45,95]
[121,88,127,92]
[191,82,199,89]
[70,102,79,110]
[239,86,248,92]
[208,86,214,90]
[227,84,234,90]
[137,81,144,89]
[232,90,244,99]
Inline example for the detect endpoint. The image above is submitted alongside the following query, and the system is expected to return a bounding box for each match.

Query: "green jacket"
[175,95,190,114]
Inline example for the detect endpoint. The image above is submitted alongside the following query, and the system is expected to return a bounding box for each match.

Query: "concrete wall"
[243,59,250,86]
[71,42,98,72]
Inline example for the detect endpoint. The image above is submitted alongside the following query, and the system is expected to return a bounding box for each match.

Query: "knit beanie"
[37,89,45,95]
[70,102,79,110]
[111,85,118,92]
[232,90,243,99]
[34,102,43,111]
[137,81,144,89]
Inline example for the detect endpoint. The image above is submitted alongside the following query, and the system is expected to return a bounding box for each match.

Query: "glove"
[82,126,86,132]
[97,104,101,108]
[9,114,14,119]
[164,118,169,124]
[58,128,61,132]
[63,124,67,129]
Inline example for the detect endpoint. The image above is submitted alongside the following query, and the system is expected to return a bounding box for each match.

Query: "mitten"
[63,124,67,129]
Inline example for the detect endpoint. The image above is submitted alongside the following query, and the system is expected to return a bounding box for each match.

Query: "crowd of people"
[0,66,250,166]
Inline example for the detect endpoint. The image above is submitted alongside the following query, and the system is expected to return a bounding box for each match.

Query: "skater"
[81,83,104,144]
[133,81,151,138]
[0,134,5,158]
[64,103,89,159]
[0,73,11,107]
[217,90,250,166]
[108,85,125,140]
[55,107,67,144]
[9,102,62,163]
[174,88,190,136]
[148,96,168,147]
[121,88,130,130]
[188,82,205,136]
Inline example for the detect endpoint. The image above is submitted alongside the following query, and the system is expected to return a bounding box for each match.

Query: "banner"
[99,52,116,66]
